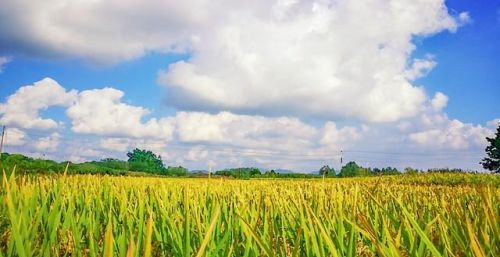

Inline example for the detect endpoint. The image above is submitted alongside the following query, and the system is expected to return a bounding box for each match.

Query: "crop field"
[0,172,499,257]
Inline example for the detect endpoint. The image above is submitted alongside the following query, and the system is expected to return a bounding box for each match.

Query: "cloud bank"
[0,78,495,171]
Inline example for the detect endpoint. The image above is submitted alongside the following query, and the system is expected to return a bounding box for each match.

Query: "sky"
[0,0,499,172]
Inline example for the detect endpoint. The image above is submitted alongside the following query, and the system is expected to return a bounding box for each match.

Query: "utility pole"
[340,149,343,167]
[0,126,5,165]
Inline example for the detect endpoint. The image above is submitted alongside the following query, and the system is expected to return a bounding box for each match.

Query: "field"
[0,172,499,257]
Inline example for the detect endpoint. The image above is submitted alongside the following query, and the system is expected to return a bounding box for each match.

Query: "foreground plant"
[0,171,498,256]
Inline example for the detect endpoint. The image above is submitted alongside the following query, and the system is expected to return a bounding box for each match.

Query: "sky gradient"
[0,0,499,172]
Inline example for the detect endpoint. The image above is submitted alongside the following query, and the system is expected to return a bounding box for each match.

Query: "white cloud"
[0,0,202,64]
[67,88,174,139]
[100,138,131,152]
[158,0,467,122]
[404,55,437,80]
[408,116,491,150]
[4,127,27,146]
[67,147,102,163]
[173,111,319,150]
[67,155,89,164]
[34,132,61,152]
[90,111,365,169]
[1,77,496,171]
[430,92,448,111]
[319,122,363,147]
[185,146,209,162]
[405,94,492,152]
[487,119,500,128]
[164,111,366,170]
[99,137,171,157]
[0,78,77,130]
[0,0,468,123]
[52,110,495,171]
[0,56,10,73]
[458,12,471,24]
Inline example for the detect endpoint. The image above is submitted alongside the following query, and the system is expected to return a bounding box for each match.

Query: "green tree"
[264,169,276,177]
[378,167,400,175]
[338,161,372,177]
[98,158,129,170]
[166,166,188,176]
[481,124,500,173]
[126,148,165,173]
[319,165,334,176]
[404,167,419,174]
[215,167,261,179]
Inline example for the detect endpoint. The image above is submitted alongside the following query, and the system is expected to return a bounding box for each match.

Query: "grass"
[0,171,498,256]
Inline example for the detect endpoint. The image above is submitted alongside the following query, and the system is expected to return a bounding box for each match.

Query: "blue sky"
[413,0,500,124]
[0,0,498,171]
[0,53,183,116]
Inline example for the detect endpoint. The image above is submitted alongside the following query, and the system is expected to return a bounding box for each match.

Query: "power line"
[18,131,484,155]
[4,129,487,165]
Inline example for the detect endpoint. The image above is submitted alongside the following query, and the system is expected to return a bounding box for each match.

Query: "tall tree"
[319,165,334,176]
[338,161,372,177]
[481,124,500,173]
[127,148,165,173]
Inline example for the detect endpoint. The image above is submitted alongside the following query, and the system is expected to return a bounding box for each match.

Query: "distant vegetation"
[0,148,187,176]
[0,148,492,179]
[215,167,261,179]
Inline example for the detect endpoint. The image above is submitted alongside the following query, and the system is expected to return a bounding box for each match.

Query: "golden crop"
[0,172,499,256]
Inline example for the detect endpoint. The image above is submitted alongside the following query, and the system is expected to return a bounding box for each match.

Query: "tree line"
[0,148,188,176]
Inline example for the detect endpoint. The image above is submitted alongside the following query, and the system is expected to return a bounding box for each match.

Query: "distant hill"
[274,168,295,174]
[189,169,209,174]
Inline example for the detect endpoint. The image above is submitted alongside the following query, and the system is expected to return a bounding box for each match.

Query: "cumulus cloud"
[1,76,496,171]
[404,55,437,81]
[185,146,209,162]
[173,111,319,150]
[100,138,131,152]
[1,77,498,171]
[90,111,363,169]
[320,122,364,146]
[86,110,366,169]
[4,127,27,146]
[0,78,77,129]
[158,0,467,122]
[66,147,102,163]
[430,92,448,111]
[33,132,61,152]
[166,111,367,170]
[99,137,170,155]
[399,89,491,152]
[487,119,500,128]
[67,88,174,139]
[0,0,469,122]
[0,0,202,64]
[408,114,491,150]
